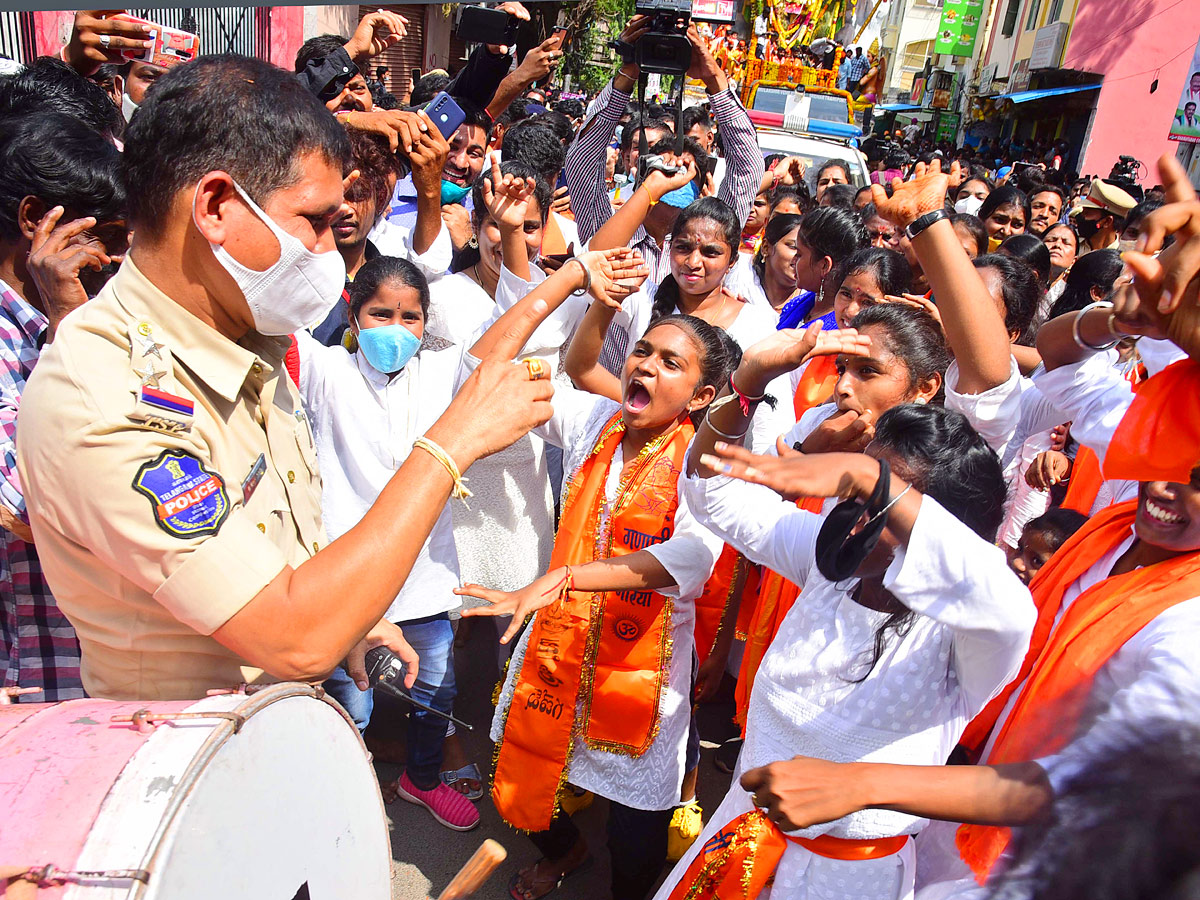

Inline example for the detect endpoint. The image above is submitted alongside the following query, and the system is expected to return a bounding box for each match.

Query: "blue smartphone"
[424,91,467,141]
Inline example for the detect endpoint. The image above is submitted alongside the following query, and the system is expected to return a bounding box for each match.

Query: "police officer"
[16,55,552,701]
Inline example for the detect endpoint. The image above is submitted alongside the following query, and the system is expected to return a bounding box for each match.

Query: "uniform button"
[251,362,264,376]
[312,542,319,553]
[257,523,266,533]
[287,470,296,483]
[254,409,264,425]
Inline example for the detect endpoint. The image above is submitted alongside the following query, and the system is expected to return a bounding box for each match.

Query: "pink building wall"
[1064,0,1200,178]
[266,6,305,70]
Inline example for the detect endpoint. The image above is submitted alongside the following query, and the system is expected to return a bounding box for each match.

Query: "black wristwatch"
[905,208,950,240]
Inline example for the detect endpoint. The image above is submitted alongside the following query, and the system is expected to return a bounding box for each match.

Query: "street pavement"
[370,616,740,899]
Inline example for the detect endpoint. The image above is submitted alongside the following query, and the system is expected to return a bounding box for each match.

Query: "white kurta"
[295,333,463,622]
[490,387,722,812]
[655,472,1036,900]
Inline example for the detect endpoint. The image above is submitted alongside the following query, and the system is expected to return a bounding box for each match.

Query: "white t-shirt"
[295,332,464,622]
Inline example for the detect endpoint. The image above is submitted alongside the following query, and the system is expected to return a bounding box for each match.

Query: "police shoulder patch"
[133,449,231,540]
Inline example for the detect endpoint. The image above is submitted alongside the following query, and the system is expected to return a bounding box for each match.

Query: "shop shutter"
[360,4,426,104]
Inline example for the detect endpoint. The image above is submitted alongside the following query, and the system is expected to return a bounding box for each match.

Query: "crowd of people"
[2,5,1200,900]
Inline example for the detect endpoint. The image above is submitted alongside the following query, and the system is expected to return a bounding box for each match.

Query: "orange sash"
[1105,358,1200,484]
[667,810,907,899]
[956,500,1200,882]
[793,355,839,420]
[734,496,823,732]
[694,545,748,665]
[493,413,694,832]
[1060,445,1104,515]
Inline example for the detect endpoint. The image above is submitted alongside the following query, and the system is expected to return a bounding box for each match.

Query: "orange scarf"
[1105,358,1200,484]
[667,810,907,899]
[734,496,823,732]
[493,414,694,832]
[694,545,748,665]
[956,500,1200,882]
[793,355,839,420]
[1060,445,1104,515]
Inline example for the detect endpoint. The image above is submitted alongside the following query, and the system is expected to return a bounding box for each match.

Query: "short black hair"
[455,96,494,139]
[1022,507,1086,553]
[681,105,712,134]
[822,183,859,210]
[0,111,125,243]
[410,72,451,107]
[533,110,574,147]
[502,120,566,185]
[553,98,584,120]
[950,212,988,256]
[294,34,348,73]
[122,54,351,232]
[620,115,672,156]
[0,56,123,142]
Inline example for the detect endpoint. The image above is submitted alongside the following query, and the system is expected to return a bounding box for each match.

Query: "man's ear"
[190,171,240,245]
[17,196,47,242]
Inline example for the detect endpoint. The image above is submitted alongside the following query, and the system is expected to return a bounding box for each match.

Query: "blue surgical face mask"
[659,180,699,210]
[357,323,421,374]
[440,179,472,204]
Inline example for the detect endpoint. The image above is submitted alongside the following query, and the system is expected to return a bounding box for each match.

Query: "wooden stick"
[435,839,507,900]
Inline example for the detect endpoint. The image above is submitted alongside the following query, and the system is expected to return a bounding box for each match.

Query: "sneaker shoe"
[714,737,743,774]
[667,800,703,861]
[395,770,480,831]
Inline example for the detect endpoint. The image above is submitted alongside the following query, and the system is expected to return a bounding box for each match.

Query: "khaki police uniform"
[16,258,326,700]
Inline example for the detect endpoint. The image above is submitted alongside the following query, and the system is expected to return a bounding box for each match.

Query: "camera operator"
[564,16,765,285]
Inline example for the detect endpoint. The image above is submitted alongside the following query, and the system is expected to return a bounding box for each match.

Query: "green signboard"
[934,0,985,58]
[936,111,961,142]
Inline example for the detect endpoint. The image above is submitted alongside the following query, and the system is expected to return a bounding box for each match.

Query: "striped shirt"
[0,280,83,702]
[564,80,765,372]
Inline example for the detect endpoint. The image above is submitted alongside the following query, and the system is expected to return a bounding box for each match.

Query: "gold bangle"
[412,436,473,501]
[641,184,659,207]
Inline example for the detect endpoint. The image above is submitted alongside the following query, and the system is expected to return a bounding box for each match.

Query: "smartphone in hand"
[424,91,467,141]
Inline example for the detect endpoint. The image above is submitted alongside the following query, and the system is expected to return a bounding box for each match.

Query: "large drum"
[0,683,390,899]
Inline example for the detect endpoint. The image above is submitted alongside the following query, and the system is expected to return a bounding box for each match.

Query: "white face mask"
[954,195,983,216]
[122,91,138,123]
[198,181,346,336]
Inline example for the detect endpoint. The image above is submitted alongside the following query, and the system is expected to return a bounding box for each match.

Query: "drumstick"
[434,839,507,900]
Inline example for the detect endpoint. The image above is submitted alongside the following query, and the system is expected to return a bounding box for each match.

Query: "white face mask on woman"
[197,180,346,336]
[954,195,983,217]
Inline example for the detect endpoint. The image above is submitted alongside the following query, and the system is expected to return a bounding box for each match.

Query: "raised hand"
[407,109,451,197]
[481,153,539,232]
[871,159,958,230]
[26,206,118,338]
[513,36,565,85]
[457,568,569,644]
[642,155,699,202]
[882,293,943,329]
[344,9,408,62]
[579,248,651,308]
[737,321,871,393]
[63,10,154,76]
[698,443,879,503]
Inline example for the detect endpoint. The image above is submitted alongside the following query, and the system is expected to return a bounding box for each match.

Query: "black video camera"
[615,0,693,76]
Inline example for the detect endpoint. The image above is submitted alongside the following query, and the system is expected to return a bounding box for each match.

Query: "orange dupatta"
[1105,358,1200,484]
[694,545,749,665]
[793,354,839,420]
[492,413,694,832]
[1060,445,1104,515]
[956,500,1200,882]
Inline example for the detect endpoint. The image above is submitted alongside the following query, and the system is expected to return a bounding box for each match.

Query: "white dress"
[489,386,723,812]
[295,333,464,622]
[915,347,1200,900]
[655,472,1036,900]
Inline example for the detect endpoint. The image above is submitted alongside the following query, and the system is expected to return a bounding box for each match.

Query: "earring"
[816,283,825,307]
[467,235,479,249]
[914,396,928,405]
